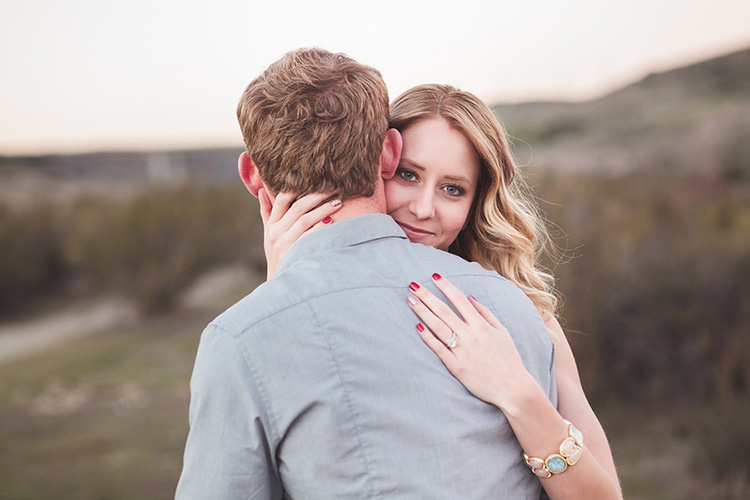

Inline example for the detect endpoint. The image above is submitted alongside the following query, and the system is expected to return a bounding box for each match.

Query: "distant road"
[0,264,258,365]
[0,299,137,365]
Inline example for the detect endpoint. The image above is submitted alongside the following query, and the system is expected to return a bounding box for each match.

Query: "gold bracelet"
[523,420,584,479]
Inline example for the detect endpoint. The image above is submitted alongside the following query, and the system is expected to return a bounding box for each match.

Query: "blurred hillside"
[1,46,749,205]
[0,148,243,209]
[495,46,750,177]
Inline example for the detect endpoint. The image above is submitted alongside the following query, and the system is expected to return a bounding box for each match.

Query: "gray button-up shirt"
[176,214,555,499]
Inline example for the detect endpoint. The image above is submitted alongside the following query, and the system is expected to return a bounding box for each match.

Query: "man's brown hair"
[237,48,389,200]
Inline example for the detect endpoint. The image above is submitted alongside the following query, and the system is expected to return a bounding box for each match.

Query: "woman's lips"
[397,221,433,241]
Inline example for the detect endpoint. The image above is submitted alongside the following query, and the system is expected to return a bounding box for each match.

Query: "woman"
[258,84,622,500]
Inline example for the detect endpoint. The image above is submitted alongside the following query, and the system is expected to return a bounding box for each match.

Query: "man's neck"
[329,196,385,222]
[327,179,388,222]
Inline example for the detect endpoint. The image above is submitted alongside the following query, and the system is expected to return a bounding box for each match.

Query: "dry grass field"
[1,292,747,499]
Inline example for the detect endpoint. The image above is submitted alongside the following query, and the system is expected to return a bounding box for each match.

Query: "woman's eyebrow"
[444,175,472,184]
[399,158,425,171]
[400,158,473,184]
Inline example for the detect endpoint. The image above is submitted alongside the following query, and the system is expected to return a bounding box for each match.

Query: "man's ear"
[379,128,402,180]
[238,152,265,197]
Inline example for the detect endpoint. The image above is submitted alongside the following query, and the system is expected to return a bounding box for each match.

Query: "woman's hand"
[410,274,623,500]
[408,273,537,412]
[258,189,342,280]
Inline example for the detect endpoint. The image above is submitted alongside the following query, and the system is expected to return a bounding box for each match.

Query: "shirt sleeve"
[175,324,282,500]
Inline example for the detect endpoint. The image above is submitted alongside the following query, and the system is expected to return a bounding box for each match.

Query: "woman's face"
[385,118,481,251]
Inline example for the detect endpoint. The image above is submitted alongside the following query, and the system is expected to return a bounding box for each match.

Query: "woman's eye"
[398,169,418,182]
[443,184,465,197]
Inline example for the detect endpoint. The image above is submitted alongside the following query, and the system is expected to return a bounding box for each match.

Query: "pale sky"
[1,0,748,155]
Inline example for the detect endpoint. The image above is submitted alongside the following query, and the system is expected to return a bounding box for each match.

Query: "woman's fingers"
[282,193,333,223]
[269,192,325,229]
[257,187,273,226]
[267,192,340,237]
[267,192,296,226]
[288,198,342,239]
[262,191,340,281]
[407,281,471,347]
[467,295,505,330]
[407,275,508,342]
[427,273,505,331]
[408,276,527,410]
[430,274,481,324]
[407,291,457,347]
[415,322,459,370]
[408,276,481,334]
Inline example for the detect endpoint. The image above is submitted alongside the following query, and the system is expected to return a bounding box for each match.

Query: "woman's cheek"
[384,180,406,214]
[448,200,472,236]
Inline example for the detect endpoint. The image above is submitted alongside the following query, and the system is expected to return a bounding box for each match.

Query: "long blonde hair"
[389,84,558,319]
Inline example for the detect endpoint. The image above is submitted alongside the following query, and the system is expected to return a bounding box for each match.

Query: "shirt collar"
[278,213,408,273]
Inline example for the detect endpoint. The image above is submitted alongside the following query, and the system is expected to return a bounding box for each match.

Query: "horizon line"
[3,41,748,158]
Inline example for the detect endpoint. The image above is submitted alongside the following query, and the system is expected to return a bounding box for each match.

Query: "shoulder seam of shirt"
[204,323,284,446]
[215,272,512,337]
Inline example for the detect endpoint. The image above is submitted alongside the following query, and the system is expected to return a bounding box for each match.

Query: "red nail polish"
[409,282,420,291]
[322,216,332,224]
[469,295,476,301]
[432,273,442,281]
[416,323,425,332]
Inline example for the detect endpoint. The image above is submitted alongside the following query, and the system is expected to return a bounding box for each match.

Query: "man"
[176,48,555,499]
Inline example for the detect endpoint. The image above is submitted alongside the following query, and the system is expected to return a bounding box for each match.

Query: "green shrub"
[694,402,750,484]
[65,184,263,313]
[536,174,750,408]
[1,184,263,318]
[0,204,66,316]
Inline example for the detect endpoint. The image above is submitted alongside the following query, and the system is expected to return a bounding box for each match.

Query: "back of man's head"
[237,48,389,201]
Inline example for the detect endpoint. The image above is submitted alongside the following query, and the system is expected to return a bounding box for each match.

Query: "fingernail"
[416,323,425,332]
[469,295,476,301]
[331,199,342,207]
[322,216,332,224]
[408,296,418,306]
[432,273,442,281]
[409,282,420,291]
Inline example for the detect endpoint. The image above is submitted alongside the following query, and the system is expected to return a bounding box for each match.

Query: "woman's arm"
[256,189,341,280]
[545,316,621,488]
[408,274,622,500]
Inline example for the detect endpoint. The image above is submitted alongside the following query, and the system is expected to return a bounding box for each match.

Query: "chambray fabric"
[176,214,556,500]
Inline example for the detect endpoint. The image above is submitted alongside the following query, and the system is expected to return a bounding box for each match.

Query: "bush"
[694,402,750,487]
[0,204,66,316]
[535,173,750,408]
[66,184,264,313]
[0,184,264,318]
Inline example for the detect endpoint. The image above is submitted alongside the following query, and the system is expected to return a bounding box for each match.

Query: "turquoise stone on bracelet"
[523,421,583,478]
[546,455,567,474]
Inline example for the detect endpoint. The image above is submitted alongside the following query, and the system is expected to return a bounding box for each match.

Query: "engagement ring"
[446,332,457,349]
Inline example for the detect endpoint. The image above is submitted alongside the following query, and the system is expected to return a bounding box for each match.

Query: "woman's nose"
[409,190,435,219]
